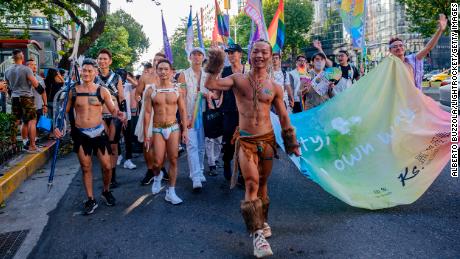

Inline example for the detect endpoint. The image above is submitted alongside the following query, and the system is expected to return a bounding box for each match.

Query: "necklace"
[247,71,268,126]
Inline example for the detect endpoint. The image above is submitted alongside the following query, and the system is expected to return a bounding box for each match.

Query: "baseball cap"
[189,47,206,56]
[225,44,243,53]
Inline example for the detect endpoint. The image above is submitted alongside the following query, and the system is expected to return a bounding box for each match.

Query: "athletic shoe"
[123,159,137,169]
[161,167,169,181]
[263,223,272,238]
[141,170,154,185]
[208,166,218,176]
[101,191,116,206]
[192,179,202,192]
[83,198,98,215]
[151,171,164,194]
[253,230,273,258]
[116,155,123,166]
[165,188,183,205]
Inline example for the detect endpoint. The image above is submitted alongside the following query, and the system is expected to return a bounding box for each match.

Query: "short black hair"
[12,49,23,60]
[26,58,35,64]
[389,37,403,46]
[296,55,306,61]
[338,50,348,56]
[156,59,173,69]
[98,48,112,59]
[143,62,153,69]
[82,58,98,67]
[272,52,281,58]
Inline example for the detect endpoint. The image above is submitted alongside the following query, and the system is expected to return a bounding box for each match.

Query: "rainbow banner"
[267,0,285,53]
[340,0,366,49]
[192,92,203,129]
[272,56,451,210]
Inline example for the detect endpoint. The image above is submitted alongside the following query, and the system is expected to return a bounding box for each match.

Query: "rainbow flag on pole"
[267,0,285,52]
[215,0,229,37]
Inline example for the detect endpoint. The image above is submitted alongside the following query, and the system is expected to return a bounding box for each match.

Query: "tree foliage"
[107,10,150,65]
[87,25,132,70]
[87,10,150,71]
[396,0,450,37]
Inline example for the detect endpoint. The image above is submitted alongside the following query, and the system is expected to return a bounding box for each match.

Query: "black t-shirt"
[221,66,238,112]
[338,64,359,82]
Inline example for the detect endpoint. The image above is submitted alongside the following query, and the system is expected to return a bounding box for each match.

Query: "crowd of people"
[0,13,447,258]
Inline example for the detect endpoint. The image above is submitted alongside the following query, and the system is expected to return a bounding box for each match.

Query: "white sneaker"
[151,171,164,194]
[192,179,202,191]
[117,155,123,166]
[253,230,273,258]
[123,159,137,169]
[165,188,183,205]
[263,222,272,238]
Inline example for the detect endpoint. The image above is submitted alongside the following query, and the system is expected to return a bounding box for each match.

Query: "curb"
[0,141,55,205]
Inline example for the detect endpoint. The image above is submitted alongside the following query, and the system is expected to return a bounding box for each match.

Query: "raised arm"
[313,40,333,67]
[416,14,448,60]
[204,48,235,91]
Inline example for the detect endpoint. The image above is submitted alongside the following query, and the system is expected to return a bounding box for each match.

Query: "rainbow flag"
[215,0,229,37]
[272,56,451,210]
[267,0,285,52]
[191,92,203,129]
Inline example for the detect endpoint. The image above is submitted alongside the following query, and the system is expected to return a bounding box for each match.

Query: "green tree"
[396,0,450,37]
[0,0,110,68]
[87,25,132,69]
[107,10,150,67]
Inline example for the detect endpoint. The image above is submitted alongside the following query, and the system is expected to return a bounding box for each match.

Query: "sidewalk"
[0,140,55,205]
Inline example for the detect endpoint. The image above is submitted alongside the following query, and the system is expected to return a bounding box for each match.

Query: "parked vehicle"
[440,77,451,87]
[423,69,440,81]
[430,69,451,82]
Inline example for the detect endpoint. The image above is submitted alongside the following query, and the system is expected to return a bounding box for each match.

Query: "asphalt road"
[29,150,459,259]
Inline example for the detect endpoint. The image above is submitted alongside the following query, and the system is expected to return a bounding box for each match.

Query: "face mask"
[314,61,325,70]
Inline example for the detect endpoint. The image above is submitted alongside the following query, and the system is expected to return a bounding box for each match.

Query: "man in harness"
[96,49,127,188]
[143,59,188,205]
[54,58,126,215]
[205,40,300,258]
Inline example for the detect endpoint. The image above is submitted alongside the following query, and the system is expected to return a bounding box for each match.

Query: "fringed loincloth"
[72,127,112,156]
[230,128,277,189]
